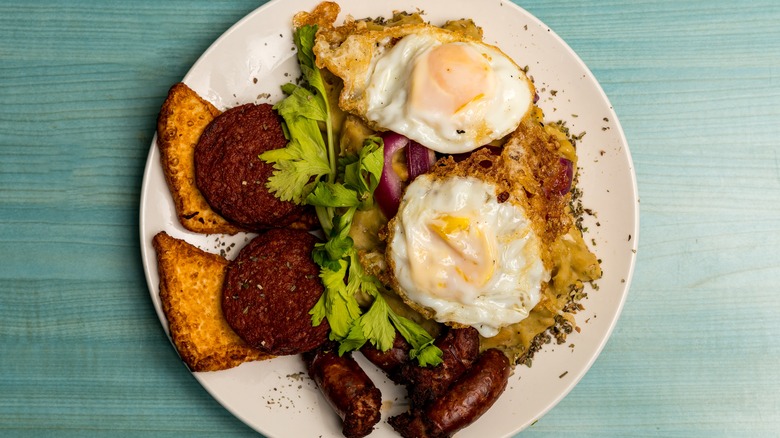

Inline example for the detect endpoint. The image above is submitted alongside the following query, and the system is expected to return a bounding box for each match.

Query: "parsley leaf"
[261,82,330,205]
[338,291,395,355]
[338,251,443,366]
[293,25,322,89]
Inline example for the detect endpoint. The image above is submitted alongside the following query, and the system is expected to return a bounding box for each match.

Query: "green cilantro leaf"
[341,137,383,209]
[356,292,398,352]
[259,24,336,231]
[305,182,361,208]
[389,311,443,367]
[311,259,361,340]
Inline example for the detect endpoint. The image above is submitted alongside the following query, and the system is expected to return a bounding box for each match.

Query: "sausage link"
[401,327,480,407]
[389,348,511,438]
[303,346,382,438]
[360,333,411,384]
[425,348,511,436]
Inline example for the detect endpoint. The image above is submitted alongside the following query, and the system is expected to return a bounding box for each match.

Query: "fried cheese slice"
[156,82,242,235]
[152,231,270,371]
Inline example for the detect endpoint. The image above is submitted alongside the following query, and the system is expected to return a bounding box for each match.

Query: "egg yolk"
[410,213,497,298]
[409,43,497,118]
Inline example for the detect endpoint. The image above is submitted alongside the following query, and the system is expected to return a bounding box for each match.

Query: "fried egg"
[314,25,534,154]
[387,174,549,337]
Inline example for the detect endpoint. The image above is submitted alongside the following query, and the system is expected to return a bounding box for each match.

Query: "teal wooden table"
[2,0,778,436]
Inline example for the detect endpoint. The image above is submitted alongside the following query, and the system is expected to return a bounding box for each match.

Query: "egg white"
[364,32,533,154]
[388,174,549,337]
[313,24,534,155]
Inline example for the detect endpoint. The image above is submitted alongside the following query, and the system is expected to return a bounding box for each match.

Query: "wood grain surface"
[1,0,778,437]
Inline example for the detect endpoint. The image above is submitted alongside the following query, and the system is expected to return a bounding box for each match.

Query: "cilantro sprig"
[261,25,336,233]
[260,25,442,367]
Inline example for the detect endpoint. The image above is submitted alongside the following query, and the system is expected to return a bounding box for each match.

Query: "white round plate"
[139,0,639,436]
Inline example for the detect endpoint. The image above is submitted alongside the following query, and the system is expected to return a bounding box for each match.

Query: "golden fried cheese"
[153,231,271,371]
[156,83,243,235]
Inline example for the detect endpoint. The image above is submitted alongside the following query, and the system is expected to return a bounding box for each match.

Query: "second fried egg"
[387,174,549,337]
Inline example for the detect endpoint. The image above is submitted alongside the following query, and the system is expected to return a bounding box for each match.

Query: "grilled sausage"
[303,345,382,438]
[360,333,411,384]
[389,348,511,438]
[424,348,511,435]
[400,327,480,407]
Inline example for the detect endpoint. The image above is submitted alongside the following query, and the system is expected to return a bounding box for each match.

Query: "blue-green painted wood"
[1,1,779,437]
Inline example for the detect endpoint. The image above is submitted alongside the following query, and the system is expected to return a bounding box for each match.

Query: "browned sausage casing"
[303,346,382,438]
[401,327,480,407]
[425,348,511,436]
[360,333,411,384]
[389,348,511,438]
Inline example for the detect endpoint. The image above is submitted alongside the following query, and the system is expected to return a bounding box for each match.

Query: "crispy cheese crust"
[153,231,271,371]
[156,83,243,235]
[292,0,340,29]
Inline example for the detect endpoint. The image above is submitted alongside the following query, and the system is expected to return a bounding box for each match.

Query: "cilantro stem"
[315,206,333,236]
[324,93,336,185]
[321,86,337,237]
[311,45,337,237]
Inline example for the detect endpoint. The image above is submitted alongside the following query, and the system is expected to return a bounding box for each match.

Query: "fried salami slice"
[194,103,307,231]
[221,228,328,355]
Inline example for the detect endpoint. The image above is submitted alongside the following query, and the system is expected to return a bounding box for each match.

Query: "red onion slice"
[375,132,437,218]
[406,140,436,180]
[549,157,574,197]
[376,132,410,218]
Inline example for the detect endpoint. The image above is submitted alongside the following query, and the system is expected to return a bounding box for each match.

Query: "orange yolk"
[410,43,496,117]
[426,214,496,288]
